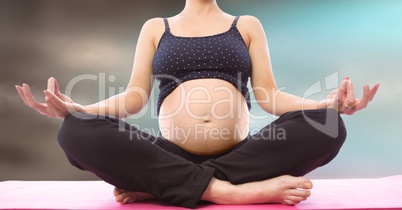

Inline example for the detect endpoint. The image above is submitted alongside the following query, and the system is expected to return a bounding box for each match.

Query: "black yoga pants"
[57,108,346,208]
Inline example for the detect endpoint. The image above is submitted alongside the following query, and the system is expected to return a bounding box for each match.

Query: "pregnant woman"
[16,0,379,208]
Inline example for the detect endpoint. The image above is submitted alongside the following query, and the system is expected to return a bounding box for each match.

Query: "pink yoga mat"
[0,176,401,209]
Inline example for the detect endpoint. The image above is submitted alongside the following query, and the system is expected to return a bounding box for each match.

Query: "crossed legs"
[58,108,346,208]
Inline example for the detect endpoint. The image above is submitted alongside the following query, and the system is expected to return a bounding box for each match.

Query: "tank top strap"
[231,16,240,27]
[163,18,170,31]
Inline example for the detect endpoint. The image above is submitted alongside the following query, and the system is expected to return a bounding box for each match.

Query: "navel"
[203,119,211,123]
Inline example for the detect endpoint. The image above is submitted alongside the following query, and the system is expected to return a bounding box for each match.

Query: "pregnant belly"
[158,78,250,155]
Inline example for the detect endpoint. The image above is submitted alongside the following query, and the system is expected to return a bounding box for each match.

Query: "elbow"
[253,86,281,115]
[256,102,275,115]
[124,101,144,117]
[121,88,150,118]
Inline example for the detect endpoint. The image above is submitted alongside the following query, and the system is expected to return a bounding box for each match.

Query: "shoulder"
[238,15,264,32]
[238,15,261,24]
[138,17,166,46]
[236,15,266,46]
[141,17,166,31]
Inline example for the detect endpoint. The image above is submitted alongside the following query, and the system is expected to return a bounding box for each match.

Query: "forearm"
[83,90,146,118]
[259,90,326,116]
[277,90,327,115]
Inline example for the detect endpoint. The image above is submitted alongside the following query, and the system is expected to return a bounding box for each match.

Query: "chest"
[153,28,251,77]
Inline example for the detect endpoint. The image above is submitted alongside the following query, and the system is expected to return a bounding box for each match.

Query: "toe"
[122,196,132,204]
[285,195,305,205]
[116,192,130,203]
[294,177,313,189]
[113,187,120,197]
[283,199,296,205]
[288,189,311,200]
[115,194,124,203]
[304,179,313,189]
[283,199,291,205]
[292,200,301,205]
[279,175,312,190]
[283,189,311,205]
[115,195,122,203]
[113,187,126,197]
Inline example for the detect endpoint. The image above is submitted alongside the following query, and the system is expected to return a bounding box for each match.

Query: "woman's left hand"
[324,77,380,115]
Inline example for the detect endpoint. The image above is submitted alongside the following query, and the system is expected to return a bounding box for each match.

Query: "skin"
[15,0,379,206]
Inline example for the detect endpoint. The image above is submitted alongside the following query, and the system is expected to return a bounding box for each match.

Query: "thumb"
[47,77,55,93]
[52,77,61,95]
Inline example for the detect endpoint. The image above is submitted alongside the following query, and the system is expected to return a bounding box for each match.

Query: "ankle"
[202,178,237,204]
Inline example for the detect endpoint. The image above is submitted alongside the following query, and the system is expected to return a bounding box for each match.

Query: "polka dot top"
[153,16,252,115]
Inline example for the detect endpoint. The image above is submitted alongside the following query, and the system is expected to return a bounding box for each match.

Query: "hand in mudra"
[325,77,380,115]
[16,77,85,119]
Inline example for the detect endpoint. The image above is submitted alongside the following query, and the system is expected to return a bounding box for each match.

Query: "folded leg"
[57,112,214,208]
[203,108,347,184]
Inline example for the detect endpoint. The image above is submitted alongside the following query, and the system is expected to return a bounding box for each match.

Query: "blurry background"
[0,0,401,181]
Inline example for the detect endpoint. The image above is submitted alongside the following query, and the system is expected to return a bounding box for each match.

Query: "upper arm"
[124,18,165,113]
[238,16,278,111]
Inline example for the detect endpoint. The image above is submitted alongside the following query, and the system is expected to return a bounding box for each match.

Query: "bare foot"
[203,175,313,205]
[113,187,155,204]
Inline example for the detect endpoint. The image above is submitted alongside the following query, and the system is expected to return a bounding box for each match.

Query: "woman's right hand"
[15,77,85,119]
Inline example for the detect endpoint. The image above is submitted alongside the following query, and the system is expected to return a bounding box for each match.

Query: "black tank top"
[153,16,252,115]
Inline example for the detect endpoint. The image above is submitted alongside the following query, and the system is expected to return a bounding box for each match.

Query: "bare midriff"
[158,78,250,155]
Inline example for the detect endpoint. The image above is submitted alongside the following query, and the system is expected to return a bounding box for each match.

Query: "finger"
[337,80,347,109]
[369,83,380,101]
[52,77,61,96]
[47,98,65,118]
[44,90,67,118]
[58,93,74,103]
[44,90,66,110]
[47,77,55,93]
[15,85,29,106]
[45,89,81,117]
[22,84,48,115]
[346,79,357,107]
[46,90,82,114]
[44,90,62,110]
[355,85,371,111]
[50,78,73,103]
[22,84,38,107]
[339,80,348,98]
[341,77,349,96]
